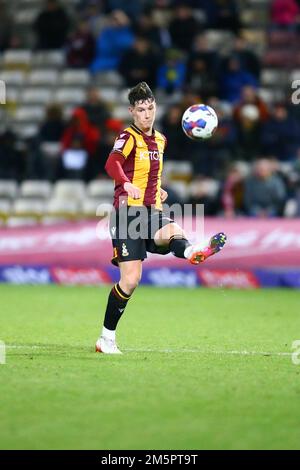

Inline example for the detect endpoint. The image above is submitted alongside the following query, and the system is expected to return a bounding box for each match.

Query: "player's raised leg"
[154,223,227,265]
[96,260,142,354]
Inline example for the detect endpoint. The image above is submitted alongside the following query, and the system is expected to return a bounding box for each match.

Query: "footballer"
[95,82,226,354]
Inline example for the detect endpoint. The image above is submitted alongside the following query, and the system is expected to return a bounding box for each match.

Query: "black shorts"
[110,206,174,266]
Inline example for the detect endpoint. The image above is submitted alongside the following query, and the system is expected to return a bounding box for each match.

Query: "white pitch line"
[6,345,292,357]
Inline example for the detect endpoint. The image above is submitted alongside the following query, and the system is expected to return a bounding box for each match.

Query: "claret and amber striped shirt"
[106,124,167,210]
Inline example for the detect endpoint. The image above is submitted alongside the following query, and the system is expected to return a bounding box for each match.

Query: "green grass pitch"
[0,284,300,450]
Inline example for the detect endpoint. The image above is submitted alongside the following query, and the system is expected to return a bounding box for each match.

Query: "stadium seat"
[98,87,118,103]
[0,199,12,222]
[82,198,112,218]
[54,88,87,105]
[28,69,59,86]
[168,181,189,202]
[0,70,26,86]
[5,88,20,105]
[0,181,18,200]
[39,142,62,157]
[61,70,91,86]
[268,30,297,48]
[12,123,39,138]
[14,8,39,25]
[13,198,46,216]
[53,180,86,201]
[95,71,124,87]
[163,161,193,182]
[21,88,53,105]
[14,106,45,122]
[261,70,286,87]
[19,181,52,199]
[31,51,65,68]
[86,180,114,198]
[46,198,78,222]
[189,178,220,199]
[3,50,32,70]
[290,70,300,82]
[6,216,38,227]
[95,201,113,218]
[205,30,234,49]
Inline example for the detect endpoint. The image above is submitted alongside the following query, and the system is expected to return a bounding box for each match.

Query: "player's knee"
[122,271,141,293]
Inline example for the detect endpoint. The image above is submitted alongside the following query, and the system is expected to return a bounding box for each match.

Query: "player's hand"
[123,182,141,199]
[160,188,168,202]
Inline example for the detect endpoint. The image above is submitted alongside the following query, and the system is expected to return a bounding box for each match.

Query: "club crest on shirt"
[122,243,129,257]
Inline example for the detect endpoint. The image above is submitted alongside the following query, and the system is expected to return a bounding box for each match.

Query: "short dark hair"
[128,82,155,106]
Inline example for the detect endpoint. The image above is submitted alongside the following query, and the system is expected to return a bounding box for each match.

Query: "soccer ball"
[181,104,218,140]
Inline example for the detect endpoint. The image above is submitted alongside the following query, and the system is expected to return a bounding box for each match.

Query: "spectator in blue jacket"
[90,10,134,73]
[220,57,258,104]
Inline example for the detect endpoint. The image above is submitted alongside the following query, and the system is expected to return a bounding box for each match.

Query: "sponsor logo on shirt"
[139,150,163,161]
[113,139,126,150]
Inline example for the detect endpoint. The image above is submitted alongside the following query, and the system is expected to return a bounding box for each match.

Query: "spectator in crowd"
[221,162,246,218]
[231,36,261,80]
[133,8,171,51]
[190,99,237,177]
[185,34,219,97]
[90,10,134,73]
[75,0,106,36]
[66,20,96,68]
[161,104,189,161]
[33,0,71,49]
[244,158,287,217]
[0,129,21,180]
[220,57,258,103]
[119,35,160,89]
[59,108,102,181]
[189,176,220,215]
[60,137,89,180]
[76,88,111,134]
[104,0,147,19]
[197,0,240,33]
[235,104,262,162]
[169,2,201,52]
[234,86,269,123]
[61,108,100,166]
[270,0,300,30]
[261,103,300,161]
[0,0,13,51]
[31,104,65,180]
[157,48,186,94]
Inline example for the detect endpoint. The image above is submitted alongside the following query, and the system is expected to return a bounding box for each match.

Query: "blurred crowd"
[1,0,300,217]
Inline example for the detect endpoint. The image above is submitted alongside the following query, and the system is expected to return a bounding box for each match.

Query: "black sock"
[169,235,191,259]
[103,283,131,331]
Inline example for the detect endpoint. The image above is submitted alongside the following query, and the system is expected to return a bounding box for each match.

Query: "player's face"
[130,99,156,133]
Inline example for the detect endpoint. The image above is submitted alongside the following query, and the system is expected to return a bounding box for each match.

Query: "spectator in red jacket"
[61,108,100,156]
[271,0,300,29]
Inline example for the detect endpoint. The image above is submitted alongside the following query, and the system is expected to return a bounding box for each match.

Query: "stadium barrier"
[0,218,300,288]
